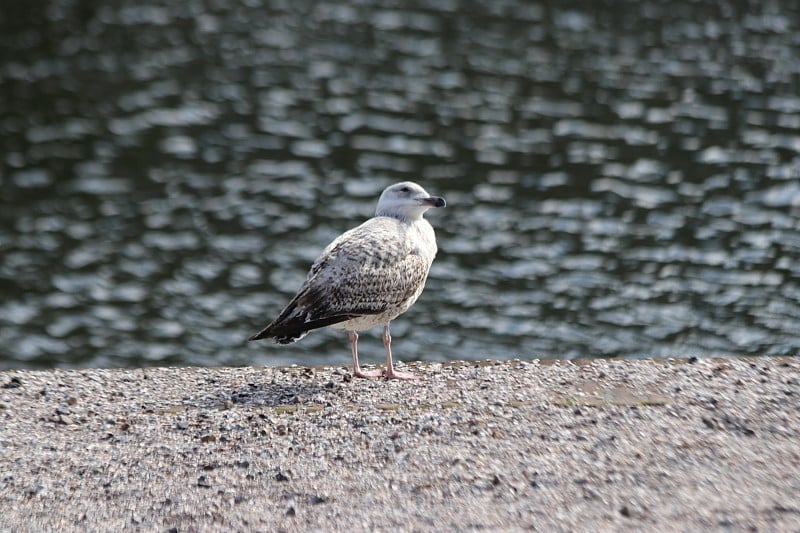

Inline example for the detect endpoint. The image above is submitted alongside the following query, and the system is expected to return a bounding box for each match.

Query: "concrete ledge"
[1,357,798,531]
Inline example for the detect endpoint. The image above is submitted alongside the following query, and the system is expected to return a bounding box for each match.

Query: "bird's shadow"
[197,367,348,409]
[226,381,330,408]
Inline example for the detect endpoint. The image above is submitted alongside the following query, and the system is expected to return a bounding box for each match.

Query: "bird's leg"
[382,323,420,381]
[349,330,381,379]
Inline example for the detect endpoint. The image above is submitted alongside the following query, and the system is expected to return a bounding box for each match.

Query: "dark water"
[1,1,799,370]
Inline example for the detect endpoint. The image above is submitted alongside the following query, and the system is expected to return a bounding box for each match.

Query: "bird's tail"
[248,325,307,344]
[248,314,355,344]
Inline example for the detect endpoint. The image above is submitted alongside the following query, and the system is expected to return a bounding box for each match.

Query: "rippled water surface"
[2,1,800,369]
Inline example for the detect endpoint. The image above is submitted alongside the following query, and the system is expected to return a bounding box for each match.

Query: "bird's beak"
[420,196,446,208]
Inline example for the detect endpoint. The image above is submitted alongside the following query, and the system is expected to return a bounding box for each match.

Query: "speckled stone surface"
[1,357,798,531]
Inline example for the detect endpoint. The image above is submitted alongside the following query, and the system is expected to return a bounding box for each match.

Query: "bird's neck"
[375,211,423,224]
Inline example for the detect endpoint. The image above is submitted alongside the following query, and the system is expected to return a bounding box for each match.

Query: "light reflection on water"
[1,1,799,369]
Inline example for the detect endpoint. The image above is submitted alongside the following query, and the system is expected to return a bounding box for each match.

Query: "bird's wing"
[306,219,431,316]
[249,218,431,342]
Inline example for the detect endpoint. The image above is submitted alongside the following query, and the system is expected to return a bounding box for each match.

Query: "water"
[1,0,799,370]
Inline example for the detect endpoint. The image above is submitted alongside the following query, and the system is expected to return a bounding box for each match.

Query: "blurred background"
[1,0,799,370]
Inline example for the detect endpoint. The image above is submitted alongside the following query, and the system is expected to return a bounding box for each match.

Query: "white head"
[375,181,446,221]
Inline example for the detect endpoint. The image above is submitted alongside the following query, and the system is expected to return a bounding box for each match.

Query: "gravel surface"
[1,357,799,532]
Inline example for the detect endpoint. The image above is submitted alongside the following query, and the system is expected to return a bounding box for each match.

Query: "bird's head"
[375,181,446,221]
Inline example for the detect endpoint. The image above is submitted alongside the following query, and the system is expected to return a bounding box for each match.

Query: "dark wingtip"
[248,314,355,344]
[247,323,309,344]
[248,326,273,342]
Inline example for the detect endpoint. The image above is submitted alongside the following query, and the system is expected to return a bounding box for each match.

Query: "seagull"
[248,181,446,380]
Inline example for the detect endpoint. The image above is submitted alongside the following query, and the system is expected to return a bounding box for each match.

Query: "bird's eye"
[399,186,410,193]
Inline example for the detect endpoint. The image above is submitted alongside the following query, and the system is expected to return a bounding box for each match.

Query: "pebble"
[0,358,797,530]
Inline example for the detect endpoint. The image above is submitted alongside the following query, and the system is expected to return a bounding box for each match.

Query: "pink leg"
[382,323,420,381]
[349,331,381,379]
